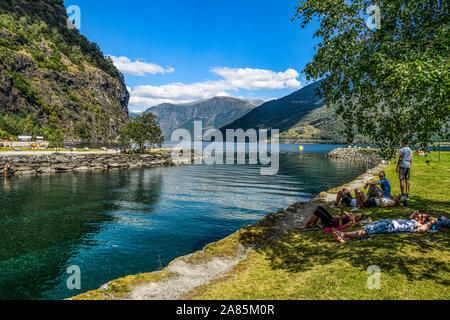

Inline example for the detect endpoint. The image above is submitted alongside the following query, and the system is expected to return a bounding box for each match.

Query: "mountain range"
[221,81,325,133]
[144,97,264,140]
[220,81,362,143]
[142,81,352,143]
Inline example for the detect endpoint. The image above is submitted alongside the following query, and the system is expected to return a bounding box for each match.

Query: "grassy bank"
[184,151,449,300]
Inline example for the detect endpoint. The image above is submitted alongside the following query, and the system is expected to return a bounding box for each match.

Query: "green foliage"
[30,49,67,71]
[8,72,50,112]
[0,129,9,139]
[119,113,164,152]
[294,0,450,152]
[378,148,397,160]
[0,5,123,80]
[0,2,128,143]
[0,112,44,138]
[11,71,34,97]
[74,122,91,141]
[0,37,17,50]
[44,127,65,148]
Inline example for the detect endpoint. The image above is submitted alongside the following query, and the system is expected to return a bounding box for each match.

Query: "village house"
[11,136,49,149]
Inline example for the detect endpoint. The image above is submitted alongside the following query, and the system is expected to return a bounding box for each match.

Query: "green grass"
[185,151,450,300]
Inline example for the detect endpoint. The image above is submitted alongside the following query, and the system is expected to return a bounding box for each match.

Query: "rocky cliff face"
[0,0,129,141]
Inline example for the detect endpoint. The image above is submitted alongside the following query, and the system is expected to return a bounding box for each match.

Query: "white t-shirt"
[399,147,412,168]
[375,198,392,207]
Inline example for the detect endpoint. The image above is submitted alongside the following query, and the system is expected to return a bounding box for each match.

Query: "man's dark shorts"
[399,166,411,181]
[364,198,377,208]
[368,185,383,198]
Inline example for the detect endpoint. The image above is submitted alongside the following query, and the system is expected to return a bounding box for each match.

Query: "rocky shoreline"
[327,147,383,163]
[0,149,198,176]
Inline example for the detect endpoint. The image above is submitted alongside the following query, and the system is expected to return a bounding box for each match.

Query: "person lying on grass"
[331,215,439,243]
[332,188,357,208]
[409,211,450,232]
[351,189,404,211]
[299,205,368,231]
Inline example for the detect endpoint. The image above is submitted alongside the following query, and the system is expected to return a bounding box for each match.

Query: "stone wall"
[0,150,196,176]
[327,147,383,163]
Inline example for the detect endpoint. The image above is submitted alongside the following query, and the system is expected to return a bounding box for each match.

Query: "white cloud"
[133,81,230,100]
[109,56,174,76]
[211,67,301,90]
[165,66,175,73]
[130,96,195,107]
[129,67,302,109]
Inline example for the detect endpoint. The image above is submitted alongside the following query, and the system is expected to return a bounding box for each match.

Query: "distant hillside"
[129,112,142,119]
[220,81,370,143]
[221,81,324,134]
[0,0,129,142]
[279,104,345,142]
[145,97,262,140]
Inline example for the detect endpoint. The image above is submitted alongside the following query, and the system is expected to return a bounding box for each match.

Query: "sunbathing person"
[409,211,450,232]
[332,188,357,208]
[299,205,367,230]
[352,189,403,211]
[331,216,439,243]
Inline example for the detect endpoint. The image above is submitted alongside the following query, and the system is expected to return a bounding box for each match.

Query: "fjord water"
[0,145,370,300]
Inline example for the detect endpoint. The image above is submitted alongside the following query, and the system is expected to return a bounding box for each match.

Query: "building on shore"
[0,138,12,148]
[11,136,49,149]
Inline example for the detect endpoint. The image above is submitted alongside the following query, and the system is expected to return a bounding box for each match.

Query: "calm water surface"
[0,144,371,300]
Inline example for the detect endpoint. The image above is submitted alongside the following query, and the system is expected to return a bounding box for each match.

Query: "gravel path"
[128,245,250,300]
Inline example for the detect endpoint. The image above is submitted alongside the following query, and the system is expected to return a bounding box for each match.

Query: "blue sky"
[64,0,319,112]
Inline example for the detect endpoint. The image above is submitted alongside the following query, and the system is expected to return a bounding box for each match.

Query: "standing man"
[396,141,412,205]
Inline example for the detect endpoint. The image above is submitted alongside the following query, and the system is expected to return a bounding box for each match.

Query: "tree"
[20,114,42,137]
[293,0,449,151]
[74,122,91,141]
[45,128,65,148]
[119,113,164,153]
[0,129,9,140]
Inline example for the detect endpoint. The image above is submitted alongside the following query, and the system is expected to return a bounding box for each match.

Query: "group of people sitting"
[298,168,449,243]
[333,170,405,211]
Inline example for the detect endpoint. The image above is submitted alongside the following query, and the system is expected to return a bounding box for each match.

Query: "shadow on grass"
[407,195,450,215]
[238,205,450,285]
